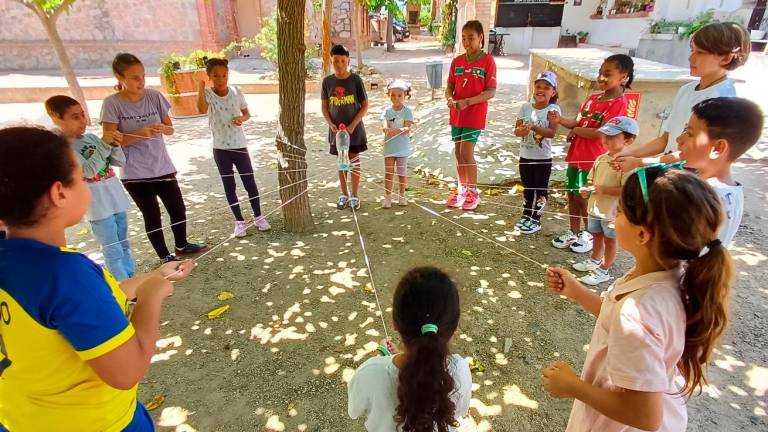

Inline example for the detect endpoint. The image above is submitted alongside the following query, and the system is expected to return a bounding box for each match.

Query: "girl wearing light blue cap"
[348,267,472,432]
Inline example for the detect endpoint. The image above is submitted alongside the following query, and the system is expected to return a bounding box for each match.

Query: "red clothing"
[566,93,628,170]
[448,52,497,129]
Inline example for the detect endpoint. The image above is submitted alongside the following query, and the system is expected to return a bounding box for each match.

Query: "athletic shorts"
[566,166,590,192]
[451,127,481,143]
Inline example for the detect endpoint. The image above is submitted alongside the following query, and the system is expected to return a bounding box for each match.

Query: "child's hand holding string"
[159,259,196,282]
[546,267,583,300]
[542,361,579,398]
[104,130,123,147]
[547,109,561,125]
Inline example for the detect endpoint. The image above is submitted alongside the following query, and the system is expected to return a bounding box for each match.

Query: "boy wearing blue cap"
[572,116,638,285]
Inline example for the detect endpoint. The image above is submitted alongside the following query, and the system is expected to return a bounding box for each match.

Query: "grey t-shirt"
[204,86,248,149]
[72,133,131,221]
[518,102,561,160]
[381,106,414,157]
[322,73,368,151]
[100,89,176,180]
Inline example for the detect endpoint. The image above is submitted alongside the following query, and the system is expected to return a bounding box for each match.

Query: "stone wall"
[0,0,201,70]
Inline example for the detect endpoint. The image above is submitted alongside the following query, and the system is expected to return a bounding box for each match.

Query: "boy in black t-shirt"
[321,44,369,210]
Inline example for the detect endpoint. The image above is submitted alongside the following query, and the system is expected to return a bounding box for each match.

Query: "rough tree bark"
[353,1,364,69]
[276,0,314,232]
[386,12,394,52]
[321,0,333,76]
[18,0,90,123]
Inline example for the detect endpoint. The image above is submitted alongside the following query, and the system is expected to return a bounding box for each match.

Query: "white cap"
[387,79,411,91]
[598,116,640,136]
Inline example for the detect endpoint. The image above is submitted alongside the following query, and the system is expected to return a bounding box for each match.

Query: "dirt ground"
[2,42,766,431]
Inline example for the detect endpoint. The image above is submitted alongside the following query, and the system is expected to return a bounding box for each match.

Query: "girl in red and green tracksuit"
[445,20,497,211]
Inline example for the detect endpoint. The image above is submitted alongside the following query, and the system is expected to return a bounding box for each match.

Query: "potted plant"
[577,31,589,44]
[159,50,220,118]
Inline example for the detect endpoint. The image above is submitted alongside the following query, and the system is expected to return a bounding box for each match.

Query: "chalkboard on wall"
[495,1,565,28]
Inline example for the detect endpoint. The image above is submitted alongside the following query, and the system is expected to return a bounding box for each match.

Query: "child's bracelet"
[377,344,391,356]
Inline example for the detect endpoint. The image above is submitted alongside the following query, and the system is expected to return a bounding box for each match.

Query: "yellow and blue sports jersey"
[0,238,153,432]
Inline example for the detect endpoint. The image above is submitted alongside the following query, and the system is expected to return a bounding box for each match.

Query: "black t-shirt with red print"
[322,72,368,154]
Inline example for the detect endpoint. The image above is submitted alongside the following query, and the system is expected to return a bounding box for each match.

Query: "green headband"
[635,161,686,204]
[421,323,439,335]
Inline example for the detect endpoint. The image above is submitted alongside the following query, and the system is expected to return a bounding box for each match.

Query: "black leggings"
[213,148,262,221]
[519,157,552,221]
[123,174,188,259]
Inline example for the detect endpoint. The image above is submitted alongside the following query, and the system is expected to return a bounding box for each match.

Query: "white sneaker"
[254,216,271,232]
[233,221,249,238]
[552,230,577,249]
[570,231,594,254]
[398,195,408,206]
[573,258,602,272]
[382,196,392,209]
[580,268,611,286]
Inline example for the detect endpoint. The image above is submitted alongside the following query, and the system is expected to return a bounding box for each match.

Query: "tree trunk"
[386,13,394,52]
[39,14,90,124]
[352,1,364,69]
[276,0,314,232]
[321,0,333,76]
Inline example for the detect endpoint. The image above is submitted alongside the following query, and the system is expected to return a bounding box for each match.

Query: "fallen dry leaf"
[206,305,230,320]
[217,291,234,301]
[145,394,165,411]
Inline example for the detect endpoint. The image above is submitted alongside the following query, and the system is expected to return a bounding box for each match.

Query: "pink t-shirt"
[567,269,688,432]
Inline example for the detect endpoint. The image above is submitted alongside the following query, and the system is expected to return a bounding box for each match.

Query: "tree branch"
[52,0,76,20]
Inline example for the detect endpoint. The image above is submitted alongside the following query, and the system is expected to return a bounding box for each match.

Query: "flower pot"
[578,36,588,44]
[160,69,208,118]
[751,30,766,40]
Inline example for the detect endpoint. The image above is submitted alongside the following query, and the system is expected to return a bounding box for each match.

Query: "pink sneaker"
[446,189,465,208]
[254,216,271,232]
[462,190,480,211]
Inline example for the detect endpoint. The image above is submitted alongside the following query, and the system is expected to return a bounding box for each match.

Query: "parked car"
[393,19,410,42]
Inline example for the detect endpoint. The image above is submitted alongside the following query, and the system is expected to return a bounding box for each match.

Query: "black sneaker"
[176,243,209,255]
[162,254,181,264]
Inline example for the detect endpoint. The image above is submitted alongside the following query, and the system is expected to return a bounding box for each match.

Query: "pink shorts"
[386,156,408,176]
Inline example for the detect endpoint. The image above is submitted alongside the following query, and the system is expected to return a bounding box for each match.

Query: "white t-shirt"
[708,177,744,248]
[661,79,736,153]
[518,102,561,160]
[204,86,248,149]
[348,354,472,432]
[567,269,688,432]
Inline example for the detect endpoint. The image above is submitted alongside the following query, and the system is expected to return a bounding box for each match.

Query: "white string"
[366,174,550,269]
[162,180,312,280]
[82,165,335,255]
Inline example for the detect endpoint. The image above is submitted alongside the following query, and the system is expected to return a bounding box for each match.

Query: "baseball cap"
[535,71,558,88]
[387,79,411,91]
[598,116,639,136]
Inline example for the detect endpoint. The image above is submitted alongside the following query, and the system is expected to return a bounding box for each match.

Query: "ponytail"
[111,53,143,92]
[396,332,457,432]
[679,240,733,397]
[549,91,559,105]
[392,267,461,432]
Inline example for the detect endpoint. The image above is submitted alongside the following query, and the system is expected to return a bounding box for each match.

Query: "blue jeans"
[90,212,135,281]
[587,215,617,239]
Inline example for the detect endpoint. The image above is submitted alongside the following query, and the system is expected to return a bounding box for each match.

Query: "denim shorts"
[587,215,616,238]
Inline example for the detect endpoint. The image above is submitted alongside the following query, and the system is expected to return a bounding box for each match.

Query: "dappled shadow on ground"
[60,63,767,431]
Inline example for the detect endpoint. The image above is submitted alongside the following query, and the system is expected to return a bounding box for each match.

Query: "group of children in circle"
[0,16,764,432]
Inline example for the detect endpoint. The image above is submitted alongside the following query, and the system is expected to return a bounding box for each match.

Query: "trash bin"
[425,61,443,89]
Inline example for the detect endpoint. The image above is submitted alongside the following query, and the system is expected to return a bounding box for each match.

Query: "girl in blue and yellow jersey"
[0,126,195,432]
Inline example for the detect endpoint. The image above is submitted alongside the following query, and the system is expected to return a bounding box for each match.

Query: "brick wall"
[0,0,202,70]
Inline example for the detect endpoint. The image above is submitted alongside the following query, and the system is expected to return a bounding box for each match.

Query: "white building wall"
[559,0,749,50]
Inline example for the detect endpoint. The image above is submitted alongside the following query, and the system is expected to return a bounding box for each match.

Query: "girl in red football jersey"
[550,54,633,254]
[445,20,497,211]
